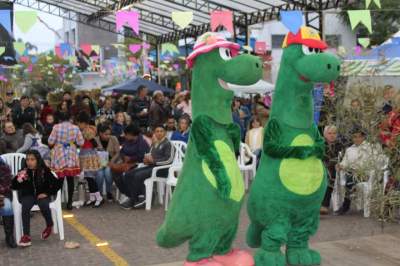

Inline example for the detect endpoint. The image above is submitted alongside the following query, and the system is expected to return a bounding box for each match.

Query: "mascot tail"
[156,224,188,248]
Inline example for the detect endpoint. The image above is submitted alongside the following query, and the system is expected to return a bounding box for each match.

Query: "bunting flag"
[80,43,93,56]
[92,45,100,55]
[14,42,26,55]
[55,45,62,58]
[347,10,372,33]
[19,56,29,63]
[161,43,180,55]
[255,41,267,55]
[354,45,362,56]
[171,11,193,29]
[210,10,233,34]
[142,42,151,50]
[60,43,73,57]
[116,11,139,35]
[366,0,381,8]
[15,11,38,33]
[111,43,125,49]
[129,44,142,54]
[358,37,370,48]
[280,11,303,34]
[0,47,4,54]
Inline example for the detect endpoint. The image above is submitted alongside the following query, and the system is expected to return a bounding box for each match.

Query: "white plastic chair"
[144,141,187,211]
[238,143,257,190]
[1,153,64,242]
[164,164,183,211]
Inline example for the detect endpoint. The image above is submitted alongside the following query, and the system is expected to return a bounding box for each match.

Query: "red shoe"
[184,258,223,266]
[213,249,254,266]
[41,226,53,240]
[19,235,32,247]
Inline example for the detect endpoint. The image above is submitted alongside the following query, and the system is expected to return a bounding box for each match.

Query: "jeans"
[96,167,113,194]
[21,195,53,235]
[0,198,13,216]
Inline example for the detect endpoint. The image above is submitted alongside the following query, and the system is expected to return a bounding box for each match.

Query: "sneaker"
[107,193,114,202]
[85,199,95,206]
[41,226,53,240]
[19,235,32,247]
[133,198,146,209]
[93,198,104,208]
[119,198,134,210]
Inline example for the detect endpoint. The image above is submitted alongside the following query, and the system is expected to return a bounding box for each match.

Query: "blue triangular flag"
[280,11,303,34]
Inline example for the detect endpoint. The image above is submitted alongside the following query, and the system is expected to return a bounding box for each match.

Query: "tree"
[339,0,400,46]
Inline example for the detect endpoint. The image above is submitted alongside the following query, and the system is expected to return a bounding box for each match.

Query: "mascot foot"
[254,250,285,266]
[286,248,321,266]
[184,258,223,266]
[213,249,254,266]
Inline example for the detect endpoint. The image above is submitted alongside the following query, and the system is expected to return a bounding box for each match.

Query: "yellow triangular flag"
[171,11,193,29]
[92,45,100,55]
[366,0,381,8]
[358,38,370,48]
[15,11,38,33]
[0,47,5,54]
[347,10,372,33]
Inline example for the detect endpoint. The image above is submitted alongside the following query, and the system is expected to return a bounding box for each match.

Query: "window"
[271,34,286,49]
[65,31,69,43]
[325,35,342,48]
[71,29,76,45]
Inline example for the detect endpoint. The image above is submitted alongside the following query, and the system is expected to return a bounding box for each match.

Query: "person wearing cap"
[149,90,170,129]
[12,95,36,129]
[4,90,19,110]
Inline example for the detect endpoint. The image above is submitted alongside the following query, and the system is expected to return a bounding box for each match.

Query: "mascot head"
[187,32,263,124]
[281,26,340,84]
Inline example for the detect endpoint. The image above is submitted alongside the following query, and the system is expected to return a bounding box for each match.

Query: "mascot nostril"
[256,62,260,68]
[337,65,341,71]
[327,63,332,69]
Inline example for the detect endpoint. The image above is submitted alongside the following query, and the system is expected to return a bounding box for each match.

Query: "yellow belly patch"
[279,134,324,195]
[202,140,244,202]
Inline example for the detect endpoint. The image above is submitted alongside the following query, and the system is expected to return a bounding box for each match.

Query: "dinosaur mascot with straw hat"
[156,32,263,266]
[246,26,341,266]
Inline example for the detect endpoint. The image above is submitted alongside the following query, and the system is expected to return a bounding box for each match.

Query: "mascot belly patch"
[279,134,324,196]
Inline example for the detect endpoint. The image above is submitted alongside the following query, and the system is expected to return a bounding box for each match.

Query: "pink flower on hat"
[205,35,218,45]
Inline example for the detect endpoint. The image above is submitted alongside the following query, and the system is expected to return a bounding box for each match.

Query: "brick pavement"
[0,199,399,266]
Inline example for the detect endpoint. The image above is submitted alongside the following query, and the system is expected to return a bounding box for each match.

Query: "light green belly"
[201,140,244,202]
[279,134,324,196]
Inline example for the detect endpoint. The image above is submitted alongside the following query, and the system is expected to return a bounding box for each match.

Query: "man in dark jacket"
[128,86,150,130]
[120,125,175,210]
[148,91,170,128]
[0,157,17,248]
[12,95,36,128]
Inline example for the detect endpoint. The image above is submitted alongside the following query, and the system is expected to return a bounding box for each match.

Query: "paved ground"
[0,198,399,266]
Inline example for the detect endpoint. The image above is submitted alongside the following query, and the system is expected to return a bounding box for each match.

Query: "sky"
[14,4,63,52]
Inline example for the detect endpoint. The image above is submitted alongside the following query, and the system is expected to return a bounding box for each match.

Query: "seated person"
[12,150,63,247]
[165,116,176,140]
[0,121,24,154]
[171,116,190,143]
[336,127,382,215]
[111,111,127,144]
[120,125,175,210]
[110,123,150,198]
[0,157,17,248]
[245,116,264,163]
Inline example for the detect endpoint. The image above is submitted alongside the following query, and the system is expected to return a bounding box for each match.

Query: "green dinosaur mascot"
[246,26,341,266]
[156,32,263,266]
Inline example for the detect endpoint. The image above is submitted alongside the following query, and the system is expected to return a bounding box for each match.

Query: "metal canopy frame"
[9,0,352,45]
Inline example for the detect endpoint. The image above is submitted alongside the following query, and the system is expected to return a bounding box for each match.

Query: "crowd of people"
[0,84,270,248]
[1,83,398,249]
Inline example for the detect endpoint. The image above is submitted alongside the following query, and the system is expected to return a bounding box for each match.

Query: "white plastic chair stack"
[144,141,187,211]
[1,153,64,242]
[238,143,257,190]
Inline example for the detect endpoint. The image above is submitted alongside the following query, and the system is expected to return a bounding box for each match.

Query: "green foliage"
[339,0,400,45]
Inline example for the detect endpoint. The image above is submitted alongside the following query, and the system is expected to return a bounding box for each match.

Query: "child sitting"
[12,150,63,247]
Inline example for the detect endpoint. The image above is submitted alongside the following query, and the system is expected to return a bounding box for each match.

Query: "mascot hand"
[312,145,325,159]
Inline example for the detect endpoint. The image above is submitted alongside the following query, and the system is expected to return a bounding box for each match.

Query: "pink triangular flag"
[210,10,233,34]
[80,43,92,56]
[255,41,267,55]
[55,45,62,58]
[116,11,139,35]
[129,44,142,54]
[142,42,151,50]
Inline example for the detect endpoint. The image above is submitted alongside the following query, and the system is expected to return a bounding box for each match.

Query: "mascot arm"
[191,115,232,199]
[227,123,241,154]
[312,125,325,159]
[263,119,314,159]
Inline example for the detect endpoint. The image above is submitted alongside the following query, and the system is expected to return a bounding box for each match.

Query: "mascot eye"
[219,48,232,61]
[302,45,319,55]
